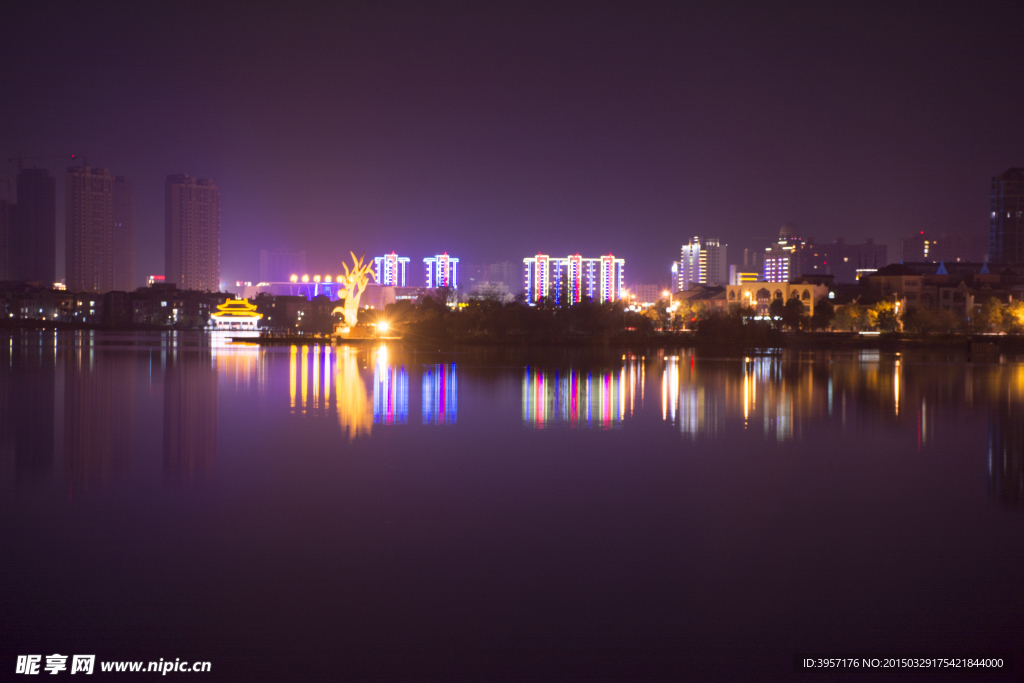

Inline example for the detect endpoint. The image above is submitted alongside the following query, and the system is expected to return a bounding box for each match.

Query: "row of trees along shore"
[343,288,1024,343]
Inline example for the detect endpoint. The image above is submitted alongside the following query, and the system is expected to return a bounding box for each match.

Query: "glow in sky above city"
[2,3,1021,286]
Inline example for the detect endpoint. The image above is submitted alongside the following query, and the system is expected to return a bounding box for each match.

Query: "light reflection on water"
[521,353,644,429]
[3,331,1024,679]
[3,332,1024,504]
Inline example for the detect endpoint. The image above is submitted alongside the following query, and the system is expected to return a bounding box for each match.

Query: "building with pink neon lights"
[373,252,410,286]
[523,253,625,304]
[423,252,459,288]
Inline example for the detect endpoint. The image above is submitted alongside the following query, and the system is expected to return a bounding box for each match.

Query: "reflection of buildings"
[164,351,217,478]
[2,338,56,482]
[373,346,408,425]
[989,402,1024,505]
[288,348,376,438]
[286,344,373,438]
[213,335,264,393]
[289,344,332,417]
[661,355,721,438]
[422,364,457,425]
[523,356,643,428]
[658,350,925,442]
[62,343,135,488]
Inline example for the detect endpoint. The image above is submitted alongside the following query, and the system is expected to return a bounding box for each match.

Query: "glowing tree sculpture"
[332,252,374,328]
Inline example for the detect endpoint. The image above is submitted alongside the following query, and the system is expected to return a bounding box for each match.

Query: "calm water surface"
[2,330,1023,681]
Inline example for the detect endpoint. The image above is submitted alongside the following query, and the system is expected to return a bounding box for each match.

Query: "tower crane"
[7,151,78,169]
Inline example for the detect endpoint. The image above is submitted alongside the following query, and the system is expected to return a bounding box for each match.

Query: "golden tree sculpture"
[332,252,374,328]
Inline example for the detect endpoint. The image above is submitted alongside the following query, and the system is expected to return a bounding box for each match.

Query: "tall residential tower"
[10,168,56,283]
[990,168,1024,266]
[677,236,726,292]
[66,166,135,293]
[166,174,220,292]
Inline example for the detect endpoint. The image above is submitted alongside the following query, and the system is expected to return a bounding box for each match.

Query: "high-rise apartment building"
[373,252,411,286]
[990,168,1024,266]
[166,174,220,292]
[677,236,727,292]
[10,168,56,283]
[66,166,113,293]
[762,224,803,283]
[523,253,625,304]
[424,253,459,288]
[0,199,10,281]
[65,166,136,293]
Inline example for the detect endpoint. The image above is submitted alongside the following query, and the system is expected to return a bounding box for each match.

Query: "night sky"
[2,1,1022,287]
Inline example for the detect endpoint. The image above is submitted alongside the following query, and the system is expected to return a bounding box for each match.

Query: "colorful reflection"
[336,346,372,441]
[522,355,643,428]
[373,345,408,425]
[290,344,335,416]
[423,364,457,425]
[212,335,263,393]
[656,351,1024,447]
[661,354,721,439]
[286,343,373,439]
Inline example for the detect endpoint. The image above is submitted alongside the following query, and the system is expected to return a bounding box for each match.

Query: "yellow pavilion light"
[302,275,309,283]
[290,274,298,283]
[210,298,263,330]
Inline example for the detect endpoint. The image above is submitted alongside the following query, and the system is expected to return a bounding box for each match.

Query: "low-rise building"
[724,281,829,317]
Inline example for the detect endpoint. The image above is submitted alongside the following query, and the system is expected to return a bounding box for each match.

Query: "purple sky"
[2,2,1022,288]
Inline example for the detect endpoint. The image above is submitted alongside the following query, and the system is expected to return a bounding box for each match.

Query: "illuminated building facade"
[728,266,760,285]
[374,252,410,286]
[762,224,803,283]
[286,273,347,300]
[724,281,826,317]
[677,236,727,292]
[523,253,625,304]
[424,253,459,289]
[210,297,262,330]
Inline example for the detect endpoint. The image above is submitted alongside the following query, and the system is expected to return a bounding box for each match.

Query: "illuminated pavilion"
[211,298,262,330]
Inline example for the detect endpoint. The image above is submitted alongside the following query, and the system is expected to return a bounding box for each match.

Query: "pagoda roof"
[212,298,262,318]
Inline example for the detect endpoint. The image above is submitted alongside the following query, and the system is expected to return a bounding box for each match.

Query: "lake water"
[2,330,1023,681]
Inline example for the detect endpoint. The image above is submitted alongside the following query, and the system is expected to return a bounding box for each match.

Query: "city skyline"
[2,3,1019,287]
[0,159,1005,293]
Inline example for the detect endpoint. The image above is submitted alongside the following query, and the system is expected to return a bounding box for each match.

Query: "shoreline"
[3,322,1023,354]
